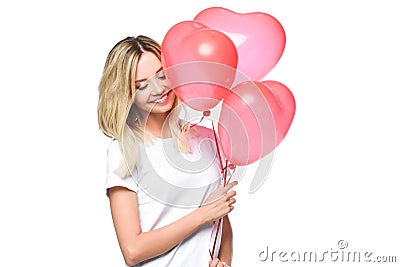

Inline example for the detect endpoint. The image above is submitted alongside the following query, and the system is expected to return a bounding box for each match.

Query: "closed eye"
[136,82,148,90]
[135,68,164,90]
[157,70,166,80]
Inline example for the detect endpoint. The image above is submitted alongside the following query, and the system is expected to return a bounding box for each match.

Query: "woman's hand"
[198,181,237,224]
[209,258,231,267]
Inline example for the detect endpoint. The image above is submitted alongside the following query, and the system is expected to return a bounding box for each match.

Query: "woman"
[97,35,237,267]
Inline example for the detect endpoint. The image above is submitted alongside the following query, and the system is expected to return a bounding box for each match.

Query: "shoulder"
[107,139,124,167]
[108,138,120,149]
[105,138,138,194]
[107,139,122,156]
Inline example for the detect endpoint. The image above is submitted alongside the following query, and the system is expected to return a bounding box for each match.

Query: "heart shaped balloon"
[260,80,296,144]
[194,7,286,81]
[161,20,238,111]
[218,80,295,166]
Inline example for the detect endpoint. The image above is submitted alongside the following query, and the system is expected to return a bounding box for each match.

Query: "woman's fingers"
[210,258,219,267]
[203,181,238,205]
[210,258,225,267]
[224,180,238,191]
[200,181,238,221]
[217,182,238,200]
[209,258,229,267]
[225,189,236,199]
[216,181,238,195]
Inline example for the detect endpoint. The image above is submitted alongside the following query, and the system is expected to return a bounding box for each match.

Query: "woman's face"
[133,51,176,116]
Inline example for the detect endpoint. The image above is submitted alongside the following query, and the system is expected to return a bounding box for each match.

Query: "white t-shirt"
[106,125,226,267]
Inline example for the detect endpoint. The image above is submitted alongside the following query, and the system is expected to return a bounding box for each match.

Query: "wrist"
[193,206,208,226]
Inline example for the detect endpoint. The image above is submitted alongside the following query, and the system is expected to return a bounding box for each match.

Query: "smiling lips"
[152,91,171,104]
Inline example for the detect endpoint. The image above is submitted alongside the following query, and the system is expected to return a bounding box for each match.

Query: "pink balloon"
[161,21,238,111]
[261,80,296,144]
[194,7,286,81]
[218,80,295,166]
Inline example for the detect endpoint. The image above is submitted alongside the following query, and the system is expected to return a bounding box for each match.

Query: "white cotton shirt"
[106,125,225,267]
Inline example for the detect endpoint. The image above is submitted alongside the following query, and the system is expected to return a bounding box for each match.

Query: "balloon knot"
[203,110,211,117]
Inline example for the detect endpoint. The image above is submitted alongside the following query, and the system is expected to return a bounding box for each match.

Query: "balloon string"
[209,121,228,260]
[211,121,224,177]
[189,115,204,128]
[226,165,236,185]
[209,221,216,243]
[224,159,228,185]
[190,110,211,128]
[210,161,236,258]
[211,217,223,259]
[189,112,225,260]
[209,120,237,259]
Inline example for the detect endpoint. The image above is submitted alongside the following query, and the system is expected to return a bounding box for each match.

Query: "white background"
[1,0,399,266]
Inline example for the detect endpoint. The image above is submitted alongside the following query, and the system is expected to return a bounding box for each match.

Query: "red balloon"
[161,21,238,111]
[194,7,286,81]
[218,80,295,166]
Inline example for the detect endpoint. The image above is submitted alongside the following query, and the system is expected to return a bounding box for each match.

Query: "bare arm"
[108,182,237,266]
[218,215,233,265]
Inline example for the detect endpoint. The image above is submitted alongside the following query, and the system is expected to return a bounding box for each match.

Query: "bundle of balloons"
[162,6,295,168]
[161,6,296,259]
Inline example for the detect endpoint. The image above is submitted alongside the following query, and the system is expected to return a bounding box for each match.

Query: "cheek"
[133,91,148,107]
[171,92,177,103]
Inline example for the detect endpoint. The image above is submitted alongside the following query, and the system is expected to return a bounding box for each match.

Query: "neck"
[142,112,171,138]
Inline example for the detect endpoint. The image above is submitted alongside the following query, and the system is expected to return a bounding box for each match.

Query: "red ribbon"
[209,121,235,260]
[190,112,235,260]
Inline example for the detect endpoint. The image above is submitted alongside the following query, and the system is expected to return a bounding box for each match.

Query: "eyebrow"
[135,66,163,83]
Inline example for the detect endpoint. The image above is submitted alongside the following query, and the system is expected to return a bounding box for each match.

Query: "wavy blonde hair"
[97,35,192,178]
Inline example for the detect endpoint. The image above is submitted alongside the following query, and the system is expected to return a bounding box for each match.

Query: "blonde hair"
[97,35,192,177]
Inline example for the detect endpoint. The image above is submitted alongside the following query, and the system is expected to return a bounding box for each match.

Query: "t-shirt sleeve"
[105,140,138,195]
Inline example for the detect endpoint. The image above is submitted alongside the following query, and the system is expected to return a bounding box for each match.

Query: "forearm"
[110,183,237,266]
[127,208,205,265]
[218,215,233,265]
